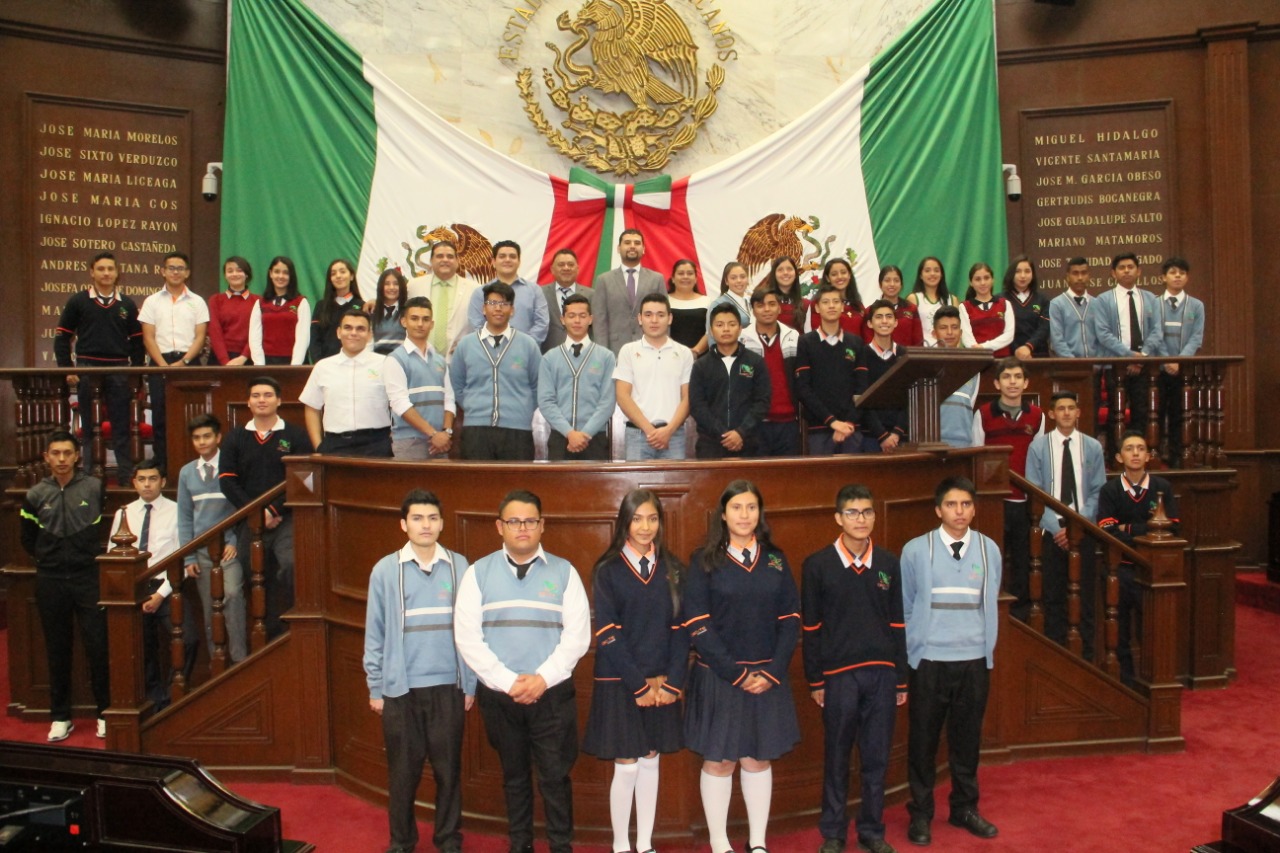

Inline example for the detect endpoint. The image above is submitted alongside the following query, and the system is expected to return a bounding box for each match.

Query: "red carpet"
[4,605,1276,852]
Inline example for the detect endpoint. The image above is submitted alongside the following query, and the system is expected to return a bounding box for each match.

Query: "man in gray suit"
[591,228,666,354]
[541,248,588,354]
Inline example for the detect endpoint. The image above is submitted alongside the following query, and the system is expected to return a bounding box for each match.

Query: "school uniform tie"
[201,462,213,482]
[1074,296,1085,307]
[1168,296,1177,310]
[626,268,637,302]
[639,556,651,580]
[950,541,963,561]
[491,335,503,349]
[1060,437,1078,510]
[571,342,582,358]
[140,503,153,552]
[1127,290,1143,350]
[559,288,573,312]
[741,547,752,564]
[510,556,534,580]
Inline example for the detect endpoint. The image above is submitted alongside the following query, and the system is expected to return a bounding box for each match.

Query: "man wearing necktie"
[538,294,616,460]
[590,229,666,354]
[1025,391,1107,656]
[1086,252,1162,437]
[454,490,590,853]
[541,249,589,353]
[899,477,1003,846]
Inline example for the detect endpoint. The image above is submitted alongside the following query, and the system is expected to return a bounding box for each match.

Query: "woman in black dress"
[667,258,710,356]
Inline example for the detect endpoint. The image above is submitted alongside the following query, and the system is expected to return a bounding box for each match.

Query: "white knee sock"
[700,770,734,852]
[610,761,639,852]
[740,765,773,850]
[634,754,660,851]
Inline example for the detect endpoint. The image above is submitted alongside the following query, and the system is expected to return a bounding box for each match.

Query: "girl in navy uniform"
[683,480,801,853]
[583,490,688,853]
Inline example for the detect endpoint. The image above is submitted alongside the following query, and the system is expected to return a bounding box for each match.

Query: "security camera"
[1003,164,1021,202]
[202,162,223,202]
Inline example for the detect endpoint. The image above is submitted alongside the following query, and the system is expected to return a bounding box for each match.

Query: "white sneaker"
[47,720,73,742]
[96,718,107,739]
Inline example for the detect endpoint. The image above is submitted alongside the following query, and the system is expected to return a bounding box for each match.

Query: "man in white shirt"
[614,292,694,461]
[109,458,196,710]
[592,229,666,354]
[406,240,479,358]
[300,308,393,457]
[139,251,209,472]
[454,489,590,853]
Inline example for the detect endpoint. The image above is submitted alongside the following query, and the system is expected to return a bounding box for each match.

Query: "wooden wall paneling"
[1248,38,1280,448]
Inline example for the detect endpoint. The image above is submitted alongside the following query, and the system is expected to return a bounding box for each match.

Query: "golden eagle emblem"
[518,0,724,176]
[377,223,495,283]
[735,213,857,296]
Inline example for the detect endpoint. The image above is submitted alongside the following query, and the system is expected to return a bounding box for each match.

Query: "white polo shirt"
[298,347,392,432]
[613,335,694,424]
[139,286,210,354]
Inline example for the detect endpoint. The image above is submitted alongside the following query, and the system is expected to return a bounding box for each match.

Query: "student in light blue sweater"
[537,293,616,460]
[932,306,982,448]
[177,413,246,663]
[900,477,1002,847]
[450,280,543,460]
[364,489,475,853]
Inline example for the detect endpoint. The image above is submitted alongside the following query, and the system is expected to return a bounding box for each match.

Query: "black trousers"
[142,578,200,711]
[461,426,535,461]
[147,352,186,473]
[382,685,466,852]
[1041,533,1097,658]
[820,667,898,843]
[1003,501,1031,622]
[1105,367,1150,434]
[546,429,609,461]
[1117,564,1142,685]
[476,680,578,852]
[239,514,295,640]
[1158,370,1185,465]
[907,658,989,822]
[36,569,110,720]
[756,420,800,457]
[694,432,757,459]
[317,427,392,458]
[76,368,134,481]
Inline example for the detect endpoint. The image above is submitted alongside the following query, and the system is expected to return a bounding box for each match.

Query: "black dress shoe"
[948,810,998,839]
[907,817,931,846]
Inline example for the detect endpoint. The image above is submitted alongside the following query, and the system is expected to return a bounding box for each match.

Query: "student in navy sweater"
[690,303,771,458]
[1097,431,1180,685]
[583,490,688,853]
[684,480,800,853]
[795,284,867,456]
[901,477,1001,846]
[802,485,906,853]
[364,489,475,853]
[855,300,908,454]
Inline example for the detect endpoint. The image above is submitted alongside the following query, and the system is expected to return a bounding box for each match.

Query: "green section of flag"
[220,0,377,303]
[861,0,1008,291]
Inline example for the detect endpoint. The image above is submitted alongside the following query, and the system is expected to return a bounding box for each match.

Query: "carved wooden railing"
[97,482,284,752]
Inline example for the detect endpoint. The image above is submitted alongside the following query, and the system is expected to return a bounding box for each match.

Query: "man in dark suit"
[540,248,587,354]
[590,228,665,354]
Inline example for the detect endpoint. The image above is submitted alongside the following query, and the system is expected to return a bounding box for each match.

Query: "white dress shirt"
[139,287,210,354]
[453,545,591,693]
[298,347,392,432]
[110,495,179,597]
[1113,285,1144,349]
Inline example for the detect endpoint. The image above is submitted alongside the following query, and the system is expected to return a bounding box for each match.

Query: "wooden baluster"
[1110,365,1127,459]
[1210,363,1227,468]
[1102,541,1121,678]
[99,510,148,749]
[131,374,147,474]
[1145,365,1163,470]
[1188,364,1204,467]
[1065,519,1083,657]
[89,379,106,482]
[14,377,33,485]
[249,512,268,653]
[1177,366,1193,469]
[1027,493,1045,633]
[209,528,228,676]
[168,559,187,701]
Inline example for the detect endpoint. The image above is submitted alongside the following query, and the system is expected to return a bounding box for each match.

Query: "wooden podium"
[855,347,992,449]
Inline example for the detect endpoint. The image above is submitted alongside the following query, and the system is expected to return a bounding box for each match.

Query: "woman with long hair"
[865,264,923,347]
[1003,255,1050,360]
[583,490,687,853]
[368,268,408,355]
[907,256,975,346]
[963,262,1015,356]
[760,256,804,332]
[805,257,863,337]
[667,258,711,355]
[207,256,260,365]
[248,255,311,365]
[309,258,364,362]
[706,261,753,338]
[684,480,800,853]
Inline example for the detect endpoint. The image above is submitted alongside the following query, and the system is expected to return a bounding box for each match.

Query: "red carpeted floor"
[4,604,1277,852]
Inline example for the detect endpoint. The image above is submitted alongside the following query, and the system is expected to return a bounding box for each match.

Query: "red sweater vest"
[861,299,924,347]
[208,291,260,363]
[978,400,1042,498]
[964,298,1010,356]
[760,335,796,422]
[260,296,306,358]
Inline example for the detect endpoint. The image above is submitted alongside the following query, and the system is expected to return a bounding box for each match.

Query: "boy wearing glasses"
[453,490,590,853]
[802,485,906,853]
[451,281,543,460]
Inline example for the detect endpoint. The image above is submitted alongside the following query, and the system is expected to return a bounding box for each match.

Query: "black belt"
[327,427,389,439]
[625,420,668,430]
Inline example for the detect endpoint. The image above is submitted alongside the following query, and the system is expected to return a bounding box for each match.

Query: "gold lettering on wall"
[28,96,191,364]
